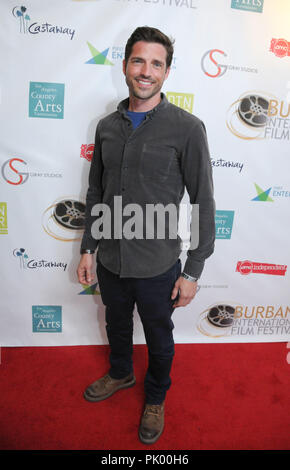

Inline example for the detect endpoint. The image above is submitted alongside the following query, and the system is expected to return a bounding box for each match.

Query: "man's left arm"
[172,120,215,308]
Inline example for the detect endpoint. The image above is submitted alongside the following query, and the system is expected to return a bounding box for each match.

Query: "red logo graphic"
[236,260,287,276]
[270,38,290,58]
[80,144,94,162]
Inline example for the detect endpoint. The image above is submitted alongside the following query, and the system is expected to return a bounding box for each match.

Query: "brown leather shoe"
[138,402,165,444]
[84,373,136,402]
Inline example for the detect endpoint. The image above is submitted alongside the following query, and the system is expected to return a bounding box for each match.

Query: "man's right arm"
[77,123,103,284]
[80,122,104,253]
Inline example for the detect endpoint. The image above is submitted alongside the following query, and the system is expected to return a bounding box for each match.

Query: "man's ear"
[122,59,127,76]
[165,66,171,80]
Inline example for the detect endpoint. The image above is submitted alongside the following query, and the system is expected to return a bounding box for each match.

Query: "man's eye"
[154,62,162,68]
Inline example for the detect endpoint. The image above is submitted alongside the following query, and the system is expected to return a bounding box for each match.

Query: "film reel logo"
[196,302,240,338]
[42,197,85,241]
[226,91,277,140]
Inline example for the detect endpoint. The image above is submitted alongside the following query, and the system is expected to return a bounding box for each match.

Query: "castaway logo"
[236,260,287,276]
[0,203,8,235]
[201,49,257,78]
[1,158,62,185]
[12,6,75,40]
[215,210,234,239]
[231,0,264,13]
[32,306,62,333]
[211,158,244,173]
[166,92,194,113]
[196,303,290,338]
[29,82,65,119]
[269,38,290,59]
[80,144,94,162]
[42,197,85,242]
[13,248,67,271]
[226,91,290,140]
[252,183,290,201]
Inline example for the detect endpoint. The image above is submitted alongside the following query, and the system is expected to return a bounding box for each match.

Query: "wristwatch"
[80,249,95,254]
[181,272,199,282]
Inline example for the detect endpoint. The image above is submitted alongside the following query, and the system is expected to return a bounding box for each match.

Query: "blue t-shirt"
[126,110,148,129]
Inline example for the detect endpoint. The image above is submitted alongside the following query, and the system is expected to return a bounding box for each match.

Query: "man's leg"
[84,261,136,402]
[134,259,181,443]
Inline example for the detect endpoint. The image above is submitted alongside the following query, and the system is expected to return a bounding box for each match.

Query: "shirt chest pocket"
[140,144,179,181]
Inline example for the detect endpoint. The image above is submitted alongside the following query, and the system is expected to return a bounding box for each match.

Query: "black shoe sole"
[83,376,136,402]
[138,425,164,445]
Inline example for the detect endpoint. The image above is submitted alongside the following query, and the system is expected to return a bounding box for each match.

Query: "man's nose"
[140,62,151,77]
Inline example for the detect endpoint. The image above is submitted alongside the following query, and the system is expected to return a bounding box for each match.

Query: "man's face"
[123,41,170,102]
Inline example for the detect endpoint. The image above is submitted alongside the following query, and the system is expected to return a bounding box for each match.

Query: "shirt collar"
[117,93,168,118]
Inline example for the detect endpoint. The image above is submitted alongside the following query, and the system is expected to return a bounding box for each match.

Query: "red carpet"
[0,343,289,450]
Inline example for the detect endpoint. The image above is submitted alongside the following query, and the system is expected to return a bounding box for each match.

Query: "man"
[77,26,215,445]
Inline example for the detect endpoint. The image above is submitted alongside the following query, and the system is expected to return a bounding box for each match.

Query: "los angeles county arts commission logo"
[29,82,65,119]
[196,303,290,339]
[226,91,290,140]
[12,6,76,40]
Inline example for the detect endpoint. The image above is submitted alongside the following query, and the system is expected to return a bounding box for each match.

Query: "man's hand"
[171,276,198,308]
[77,254,95,284]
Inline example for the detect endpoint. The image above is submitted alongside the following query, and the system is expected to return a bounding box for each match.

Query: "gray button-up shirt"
[81,94,215,278]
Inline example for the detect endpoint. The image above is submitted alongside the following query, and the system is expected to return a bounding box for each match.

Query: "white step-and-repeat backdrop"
[1,0,290,346]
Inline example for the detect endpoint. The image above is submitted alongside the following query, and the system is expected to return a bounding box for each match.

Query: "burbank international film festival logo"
[226,91,290,140]
[12,5,75,40]
[29,82,65,119]
[196,303,290,339]
[42,196,85,242]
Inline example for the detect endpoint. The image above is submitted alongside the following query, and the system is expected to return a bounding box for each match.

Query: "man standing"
[77,26,215,445]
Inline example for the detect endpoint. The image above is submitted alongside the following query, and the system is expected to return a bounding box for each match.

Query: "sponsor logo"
[215,210,234,239]
[78,283,101,295]
[12,6,75,40]
[252,183,290,201]
[236,260,287,276]
[13,248,67,271]
[85,44,177,69]
[227,91,290,140]
[166,92,194,113]
[86,42,114,65]
[196,303,290,338]
[201,49,257,78]
[270,38,290,58]
[211,158,244,173]
[32,306,62,333]
[0,203,8,234]
[29,82,65,119]
[80,144,94,162]
[1,158,62,185]
[231,0,264,13]
[42,197,85,242]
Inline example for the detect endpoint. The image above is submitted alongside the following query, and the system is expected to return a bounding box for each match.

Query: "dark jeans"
[96,259,181,405]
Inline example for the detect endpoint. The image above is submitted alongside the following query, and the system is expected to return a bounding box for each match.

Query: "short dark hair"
[124,26,175,69]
